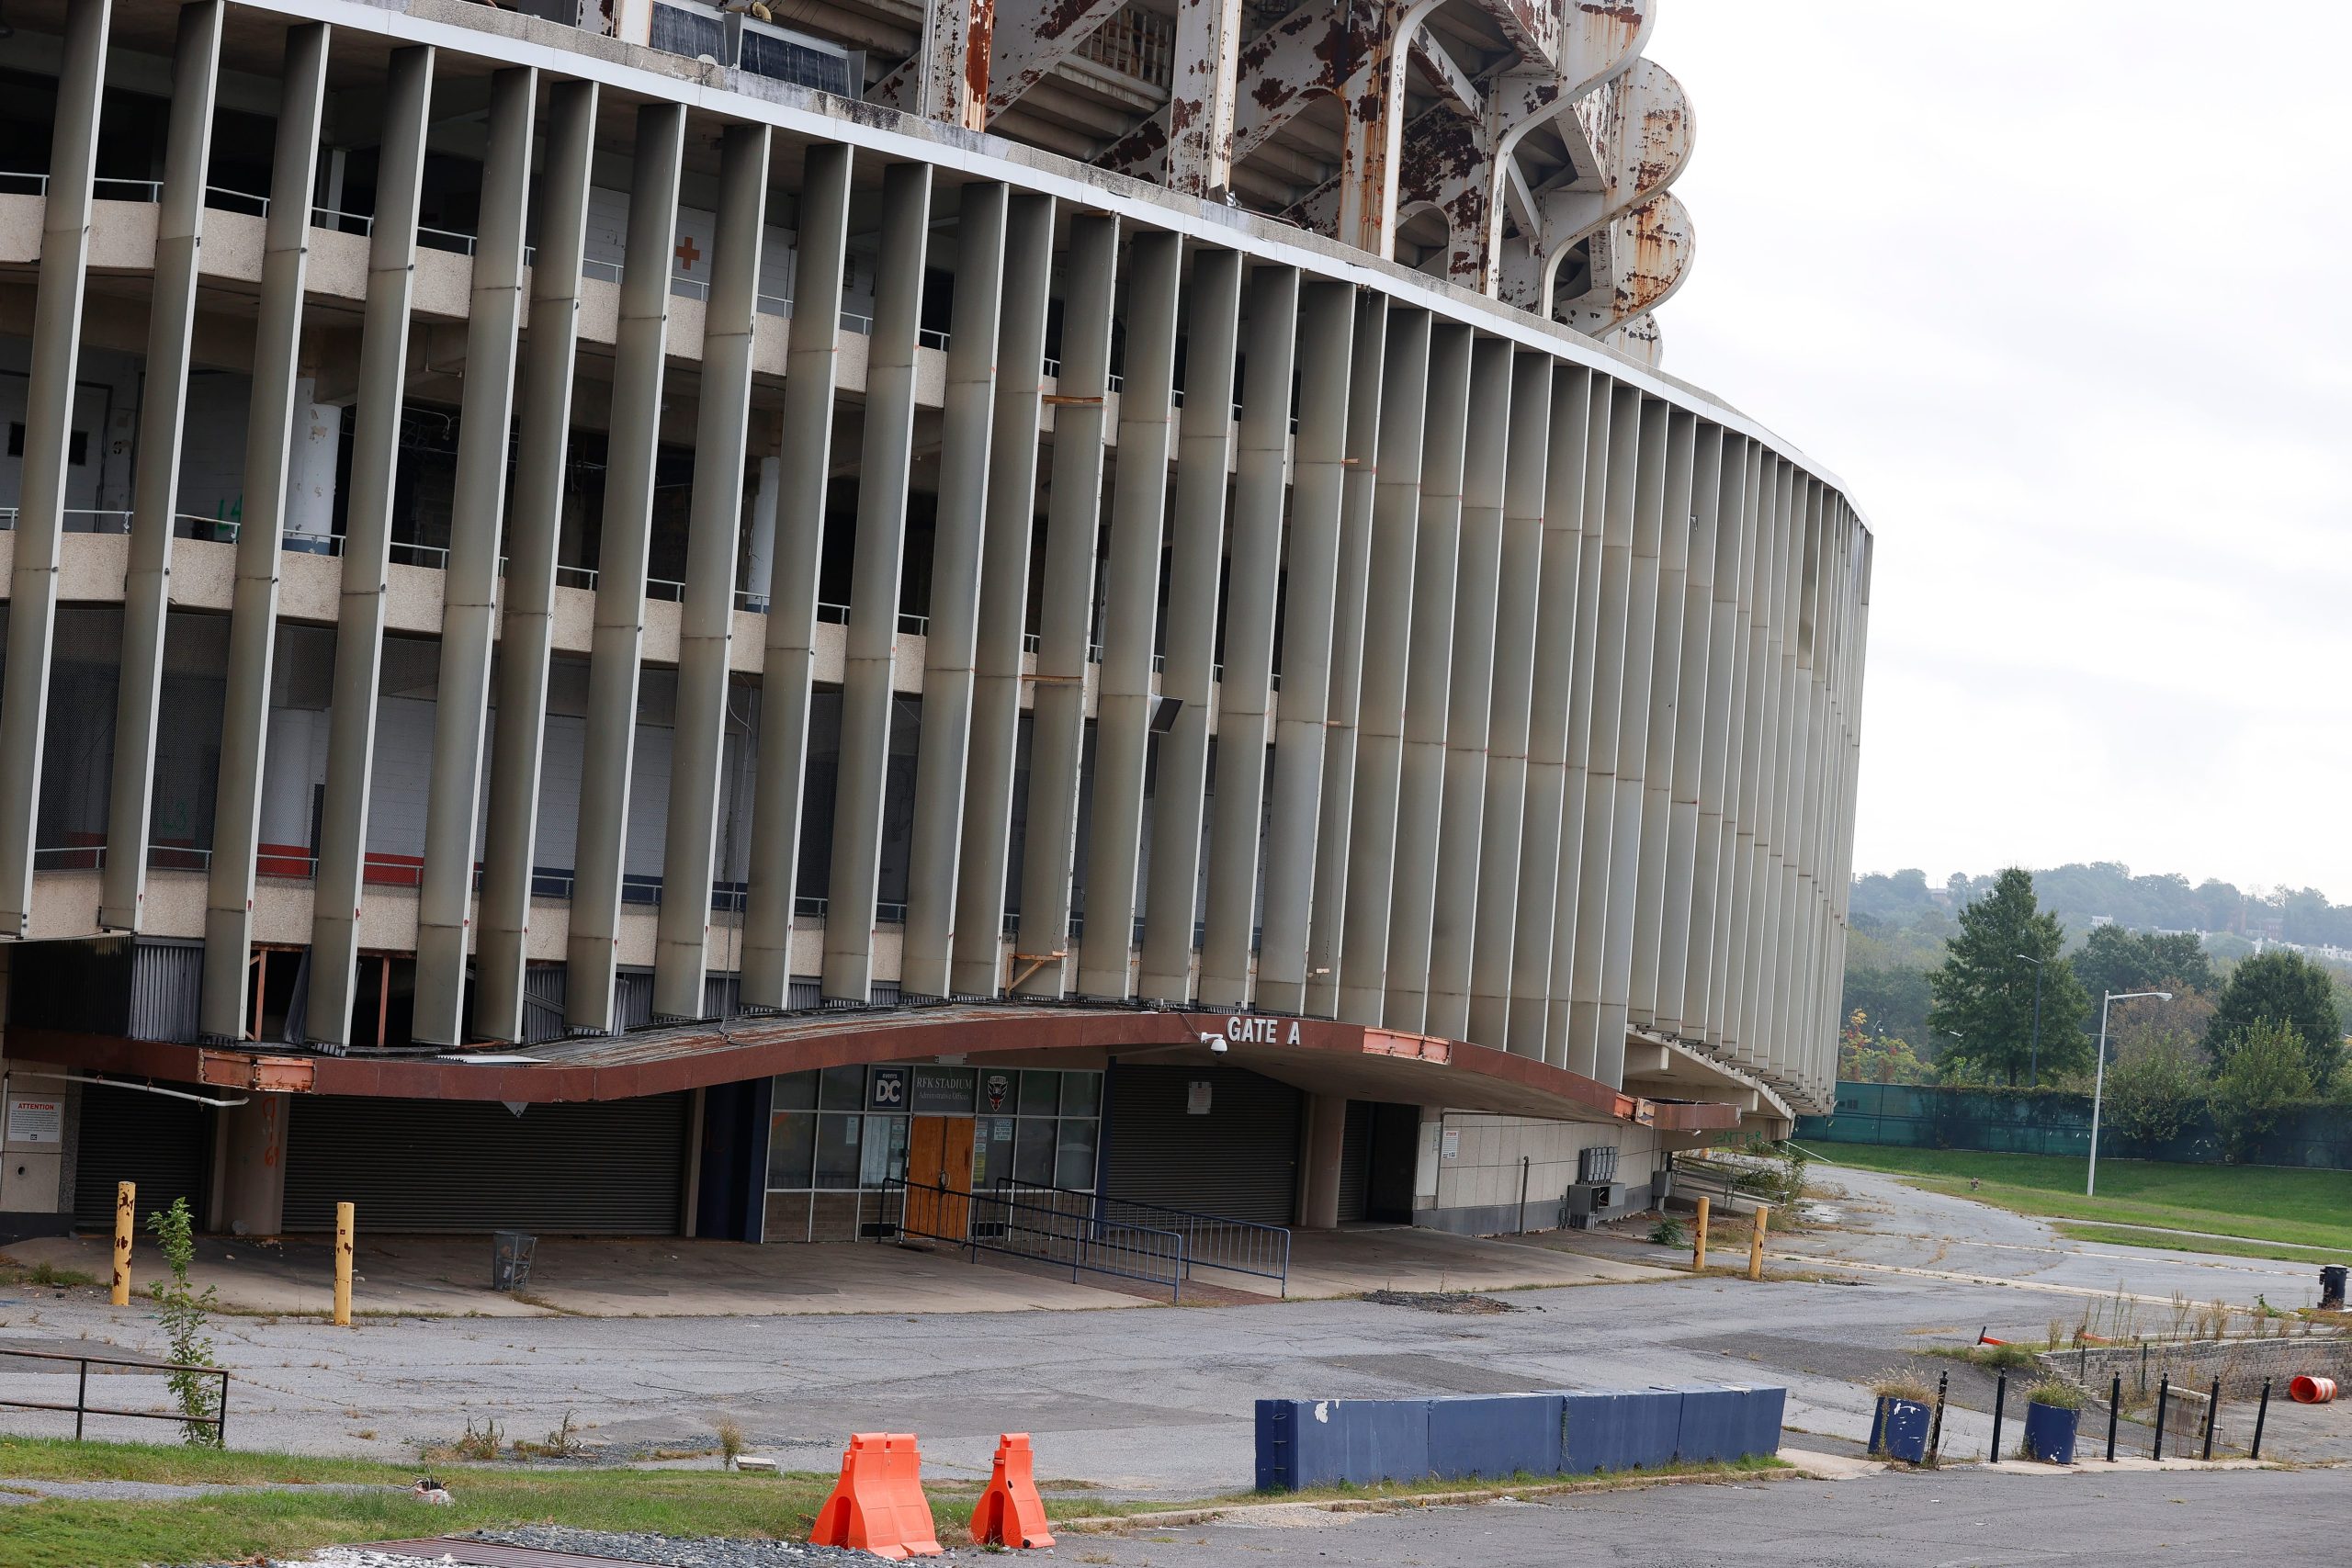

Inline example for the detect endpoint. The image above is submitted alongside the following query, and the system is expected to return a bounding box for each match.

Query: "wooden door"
[939,1117,975,1239]
[903,1116,974,1240]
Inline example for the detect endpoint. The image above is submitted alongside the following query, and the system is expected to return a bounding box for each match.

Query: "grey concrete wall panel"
[653,123,772,1021]
[1012,211,1118,998]
[198,23,329,1043]
[308,44,435,1047]
[901,181,1009,1002]
[1651,423,1723,1037]
[475,77,598,1041]
[1335,307,1431,1027]
[952,191,1059,998]
[1199,264,1301,1008]
[1706,441,1766,1053]
[568,103,687,1032]
[1140,245,1243,1002]
[1075,229,1181,999]
[1302,295,1387,1019]
[1251,279,1355,1015]
[822,160,933,1001]
[1685,436,1751,1049]
[102,0,222,934]
[740,141,853,1009]
[1468,353,1555,1048]
[1626,408,1696,1032]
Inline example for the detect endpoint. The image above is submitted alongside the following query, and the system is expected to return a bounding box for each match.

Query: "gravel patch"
[469,1525,936,1562]
[1361,1289,1520,1315]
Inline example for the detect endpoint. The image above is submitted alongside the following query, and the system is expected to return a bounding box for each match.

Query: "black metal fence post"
[2154,1375,2170,1461]
[1928,1371,1949,1466]
[2250,1378,2272,1461]
[1990,1371,2007,1464]
[74,1358,86,1442]
[2202,1376,2220,1461]
[2107,1374,2120,1462]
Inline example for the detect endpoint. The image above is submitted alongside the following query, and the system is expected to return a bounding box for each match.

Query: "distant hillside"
[1852,864,2352,950]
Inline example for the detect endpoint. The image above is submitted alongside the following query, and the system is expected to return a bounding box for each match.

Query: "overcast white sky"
[1642,3,2352,899]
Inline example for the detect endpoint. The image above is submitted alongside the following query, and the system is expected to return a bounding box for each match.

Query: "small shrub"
[2026,1379,2086,1412]
[1870,1370,1934,1404]
[447,1416,503,1462]
[716,1416,745,1470]
[1647,1218,1686,1248]
[144,1198,220,1447]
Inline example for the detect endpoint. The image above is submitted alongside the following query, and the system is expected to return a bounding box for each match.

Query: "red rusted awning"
[6,1005,1741,1132]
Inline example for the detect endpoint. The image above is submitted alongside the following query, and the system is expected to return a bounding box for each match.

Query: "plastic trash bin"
[492,1231,537,1292]
[2320,1264,2346,1312]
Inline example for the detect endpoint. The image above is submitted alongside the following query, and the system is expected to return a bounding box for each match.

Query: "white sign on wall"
[1442,1128,1461,1163]
[6,1098,62,1145]
[1187,1081,1213,1116]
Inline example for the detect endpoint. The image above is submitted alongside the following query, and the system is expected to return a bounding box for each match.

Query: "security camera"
[1200,1031,1228,1054]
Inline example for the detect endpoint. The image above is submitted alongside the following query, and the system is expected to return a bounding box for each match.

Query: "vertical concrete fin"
[951,191,1058,998]
[1655,424,1725,1037]
[740,141,853,1010]
[475,77,599,1043]
[901,181,1010,1001]
[1139,245,1243,1002]
[1626,406,1695,1033]
[1199,263,1301,1008]
[653,122,772,1022]
[821,161,933,1001]
[1012,212,1118,998]
[104,0,222,935]
[566,102,687,1032]
[308,43,435,1046]
[1684,433,1749,1047]
[1074,229,1182,999]
[1251,278,1353,1016]
[198,22,330,1043]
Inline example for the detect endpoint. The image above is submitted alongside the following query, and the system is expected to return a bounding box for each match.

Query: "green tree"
[2098,1034,2205,1151]
[2070,925,2216,1001]
[2207,1021,2314,1162]
[1927,868,2091,1087]
[2205,949,2346,1089]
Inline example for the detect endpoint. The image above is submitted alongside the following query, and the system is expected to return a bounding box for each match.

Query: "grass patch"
[2050,1222,2352,1268]
[1809,1144,2352,1257]
[1923,1341,2046,1370]
[0,1257,100,1291]
[0,1436,1149,1568]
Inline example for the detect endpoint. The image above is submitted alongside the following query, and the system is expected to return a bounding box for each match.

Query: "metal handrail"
[879,1177,1184,1301]
[996,1179,1290,1295]
[0,1345,230,1444]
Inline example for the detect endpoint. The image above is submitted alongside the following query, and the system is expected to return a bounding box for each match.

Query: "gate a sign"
[1221,1014,1302,1045]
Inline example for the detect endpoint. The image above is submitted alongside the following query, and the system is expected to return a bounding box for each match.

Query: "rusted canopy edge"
[6,1010,1739,1133]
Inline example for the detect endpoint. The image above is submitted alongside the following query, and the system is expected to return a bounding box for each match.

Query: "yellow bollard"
[111,1180,135,1305]
[334,1201,355,1326]
[1747,1203,1770,1281]
[1692,1195,1710,1272]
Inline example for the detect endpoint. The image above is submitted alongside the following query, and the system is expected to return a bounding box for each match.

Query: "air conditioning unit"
[1562,1181,1617,1229]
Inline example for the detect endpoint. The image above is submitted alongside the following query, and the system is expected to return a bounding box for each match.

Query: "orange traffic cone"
[969,1432,1055,1550]
[811,1432,942,1559]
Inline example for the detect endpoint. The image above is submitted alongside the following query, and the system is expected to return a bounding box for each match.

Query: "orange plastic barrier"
[2290,1375,2337,1404]
[811,1432,944,1559]
[969,1432,1056,1550]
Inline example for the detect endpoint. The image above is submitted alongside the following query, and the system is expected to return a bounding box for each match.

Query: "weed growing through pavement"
[144,1198,221,1447]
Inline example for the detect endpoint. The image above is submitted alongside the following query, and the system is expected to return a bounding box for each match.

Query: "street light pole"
[2015,953,2045,1089]
[2087,988,2174,1197]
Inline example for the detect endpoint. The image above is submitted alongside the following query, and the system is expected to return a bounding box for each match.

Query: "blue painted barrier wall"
[1255,1384,1784,1491]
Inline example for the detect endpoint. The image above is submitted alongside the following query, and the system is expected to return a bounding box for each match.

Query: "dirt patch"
[1361,1290,1519,1315]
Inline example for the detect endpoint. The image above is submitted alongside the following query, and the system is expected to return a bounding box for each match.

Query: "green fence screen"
[1793,1082,2352,1170]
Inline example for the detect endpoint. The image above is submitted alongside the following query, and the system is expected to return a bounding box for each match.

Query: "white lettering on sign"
[6,1098,62,1146]
[1221,1016,1303,1045]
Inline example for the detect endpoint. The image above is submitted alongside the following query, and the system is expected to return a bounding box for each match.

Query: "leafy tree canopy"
[1927,868,2092,1087]
[2071,924,2217,1003]
[2205,949,2346,1089]
[2208,1020,2315,1162]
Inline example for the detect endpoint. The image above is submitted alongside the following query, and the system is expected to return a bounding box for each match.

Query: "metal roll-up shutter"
[1337,1100,1372,1223]
[73,1086,211,1231]
[283,1093,689,1235]
[1103,1065,1301,1224]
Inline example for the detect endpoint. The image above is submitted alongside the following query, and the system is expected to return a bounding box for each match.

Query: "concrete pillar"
[654,123,772,1021]
[411,66,537,1046]
[1075,230,1182,999]
[1561,384,1640,1076]
[902,183,1010,1001]
[473,78,598,1041]
[1593,401,1672,1088]
[1166,0,1246,197]
[1506,368,1592,1060]
[952,192,1058,998]
[1250,280,1354,1017]
[740,141,852,1010]
[1335,308,1430,1026]
[1424,336,1517,1041]
[103,0,223,935]
[1733,462,1794,1068]
[1382,323,1476,1033]
[1140,246,1243,1003]
[569,102,686,1033]
[199,24,330,1043]
[743,458,781,612]
[1707,442,1765,1055]
[1011,213,1118,998]
[282,386,340,547]
[213,1096,288,1237]
[1465,353,1554,1048]
[822,161,933,1002]
[1683,435,1750,1049]
[1300,1092,1349,1229]
[1198,264,1299,1008]
[0,0,108,936]
[1303,296,1387,1019]
[1627,410,1697,1033]
[309,45,435,1048]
